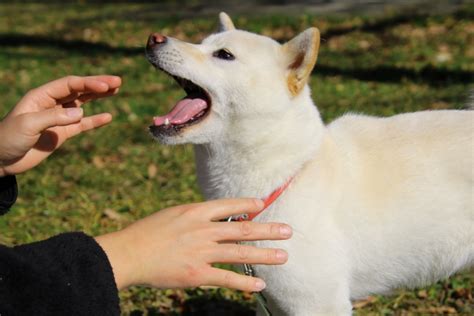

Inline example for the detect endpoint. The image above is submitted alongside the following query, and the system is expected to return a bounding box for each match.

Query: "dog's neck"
[194,91,325,199]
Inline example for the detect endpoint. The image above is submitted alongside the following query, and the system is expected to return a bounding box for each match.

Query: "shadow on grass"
[315,64,474,86]
[321,12,428,41]
[181,296,255,316]
[129,296,255,316]
[0,33,144,56]
[2,33,471,86]
[321,8,474,41]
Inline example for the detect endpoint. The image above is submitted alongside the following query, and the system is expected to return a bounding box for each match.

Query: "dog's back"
[323,110,474,297]
[329,109,473,196]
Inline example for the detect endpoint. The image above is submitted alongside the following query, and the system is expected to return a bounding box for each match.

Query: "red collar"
[234,177,293,221]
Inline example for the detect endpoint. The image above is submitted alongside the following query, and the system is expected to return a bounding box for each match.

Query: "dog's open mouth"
[151,74,211,135]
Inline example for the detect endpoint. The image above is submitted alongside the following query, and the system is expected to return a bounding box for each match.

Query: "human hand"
[96,199,292,292]
[0,75,122,176]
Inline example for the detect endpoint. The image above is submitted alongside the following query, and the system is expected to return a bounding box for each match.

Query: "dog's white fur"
[148,13,474,315]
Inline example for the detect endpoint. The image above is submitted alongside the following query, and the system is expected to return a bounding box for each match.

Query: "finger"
[18,106,84,136]
[77,87,120,104]
[56,92,80,106]
[63,112,112,138]
[199,198,264,221]
[62,100,82,108]
[204,267,267,292]
[28,75,122,109]
[208,244,288,265]
[213,221,292,242]
[85,75,122,89]
[61,88,120,108]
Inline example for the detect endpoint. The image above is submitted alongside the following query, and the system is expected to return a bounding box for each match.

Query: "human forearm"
[0,233,120,315]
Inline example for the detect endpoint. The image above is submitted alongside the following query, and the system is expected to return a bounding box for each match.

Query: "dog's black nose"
[147,33,167,48]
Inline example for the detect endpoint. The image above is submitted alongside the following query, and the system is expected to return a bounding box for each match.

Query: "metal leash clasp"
[227,215,272,316]
[227,216,255,276]
[227,215,254,275]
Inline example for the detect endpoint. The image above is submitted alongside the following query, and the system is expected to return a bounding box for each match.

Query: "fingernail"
[66,107,83,118]
[255,280,266,291]
[276,250,288,261]
[280,225,292,237]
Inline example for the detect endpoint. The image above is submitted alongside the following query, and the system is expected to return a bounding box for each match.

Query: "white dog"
[146,12,474,316]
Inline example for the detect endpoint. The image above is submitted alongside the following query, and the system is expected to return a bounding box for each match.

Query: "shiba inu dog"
[146,12,474,316]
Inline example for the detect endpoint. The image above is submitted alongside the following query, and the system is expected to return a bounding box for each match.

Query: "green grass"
[0,2,473,315]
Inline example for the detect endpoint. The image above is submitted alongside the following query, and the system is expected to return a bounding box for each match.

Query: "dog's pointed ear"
[219,12,235,32]
[283,27,320,96]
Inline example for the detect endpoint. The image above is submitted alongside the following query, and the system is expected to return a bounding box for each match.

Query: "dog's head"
[146,12,320,145]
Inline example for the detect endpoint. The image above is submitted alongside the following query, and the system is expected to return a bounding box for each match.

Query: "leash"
[231,178,293,222]
[227,177,293,316]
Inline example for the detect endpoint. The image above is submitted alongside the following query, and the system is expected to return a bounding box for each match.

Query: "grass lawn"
[0,2,473,315]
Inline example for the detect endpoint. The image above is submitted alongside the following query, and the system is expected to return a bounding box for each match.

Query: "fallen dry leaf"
[148,164,158,178]
[417,289,428,299]
[353,296,377,309]
[92,156,105,169]
[103,208,125,221]
[415,306,457,314]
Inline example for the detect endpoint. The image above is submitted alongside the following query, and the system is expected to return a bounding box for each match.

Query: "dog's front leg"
[254,238,353,316]
[256,294,352,316]
[288,278,352,316]
[256,274,352,316]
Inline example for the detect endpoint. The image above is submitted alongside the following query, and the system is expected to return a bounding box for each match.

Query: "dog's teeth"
[165,118,170,126]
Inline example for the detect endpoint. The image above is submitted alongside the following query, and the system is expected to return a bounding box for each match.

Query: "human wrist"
[95,229,139,290]
[0,154,9,177]
[0,123,15,175]
[0,124,8,175]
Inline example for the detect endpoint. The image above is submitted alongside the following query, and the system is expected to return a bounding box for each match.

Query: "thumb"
[21,107,84,135]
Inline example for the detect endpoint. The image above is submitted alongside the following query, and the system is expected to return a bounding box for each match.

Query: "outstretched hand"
[0,75,122,176]
[96,198,292,292]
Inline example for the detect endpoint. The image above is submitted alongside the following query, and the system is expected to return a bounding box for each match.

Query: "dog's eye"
[213,49,235,61]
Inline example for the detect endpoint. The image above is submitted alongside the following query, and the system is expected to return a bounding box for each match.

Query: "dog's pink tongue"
[154,98,207,126]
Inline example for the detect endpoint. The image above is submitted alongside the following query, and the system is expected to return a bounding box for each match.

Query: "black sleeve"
[0,232,120,316]
[0,175,17,215]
